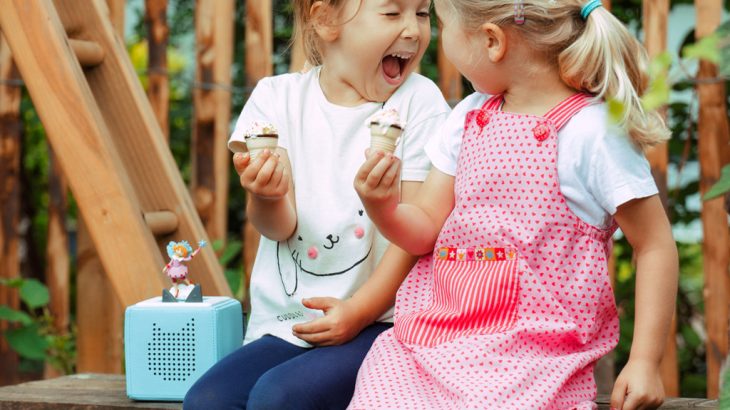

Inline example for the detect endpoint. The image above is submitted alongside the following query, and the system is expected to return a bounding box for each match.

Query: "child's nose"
[401,15,420,40]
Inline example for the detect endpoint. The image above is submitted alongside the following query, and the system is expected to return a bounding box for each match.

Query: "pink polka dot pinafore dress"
[349,94,619,409]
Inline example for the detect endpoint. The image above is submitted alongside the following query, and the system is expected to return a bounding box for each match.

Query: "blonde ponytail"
[559,7,670,148]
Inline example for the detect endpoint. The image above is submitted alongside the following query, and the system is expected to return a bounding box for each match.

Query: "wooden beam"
[192,0,234,245]
[43,151,70,379]
[105,0,126,39]
[0,33,22,387]
[76,223,124,374]
[69,39,105,67]
[242,0,273,309]
[695,0,730,399]
[642,0,679,396]
[145,0,169,140]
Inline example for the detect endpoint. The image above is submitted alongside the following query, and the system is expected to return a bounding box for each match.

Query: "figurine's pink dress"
[349,94,619,409]
[166,258,190,280]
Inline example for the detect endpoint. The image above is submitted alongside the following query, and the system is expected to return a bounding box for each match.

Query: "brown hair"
[293,0,361,66]
[442,0,670,148]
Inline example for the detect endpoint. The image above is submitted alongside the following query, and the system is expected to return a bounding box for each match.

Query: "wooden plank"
[241,0,273,306]
[0,374,182,409]
[0,374,718,409]
[76,222,124,374]
[642,0,679,396]
[51,0,231,298]
[43,151,70,380]
[695,0,730,399]
[145,0,169,140]
[0,33,22,387]
[0,0,169,305]
[105,0,126,38]
[192,0,234,244]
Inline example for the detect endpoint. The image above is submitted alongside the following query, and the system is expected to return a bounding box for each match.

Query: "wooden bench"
[0,373,720,409]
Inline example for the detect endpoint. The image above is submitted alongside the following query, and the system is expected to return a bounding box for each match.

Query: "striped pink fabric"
[349,93,620,409]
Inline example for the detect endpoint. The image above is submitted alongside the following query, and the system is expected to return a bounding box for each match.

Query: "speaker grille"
[146,318,197,381]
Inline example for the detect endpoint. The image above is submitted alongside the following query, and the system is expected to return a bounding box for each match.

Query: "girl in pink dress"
[163,240,206,297]
[351,0,678,409]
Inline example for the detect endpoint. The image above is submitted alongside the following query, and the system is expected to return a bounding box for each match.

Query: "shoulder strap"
[543,93,595,130]
[481,94,504,111]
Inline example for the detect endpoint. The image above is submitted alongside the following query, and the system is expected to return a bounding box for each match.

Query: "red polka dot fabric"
[349,94,619,409]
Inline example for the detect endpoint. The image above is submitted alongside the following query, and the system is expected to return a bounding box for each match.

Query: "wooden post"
[192,0,234,245]
[642,0,679,396]
[76,225,124,374]
[241,0,273,309]
[0,34,22,387]
[43,150,70,379]
[695,0,730,399]
[105,0,126,38]
[145,0,169,140]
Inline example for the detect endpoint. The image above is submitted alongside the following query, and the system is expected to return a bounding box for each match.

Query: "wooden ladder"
[0,0,231,306]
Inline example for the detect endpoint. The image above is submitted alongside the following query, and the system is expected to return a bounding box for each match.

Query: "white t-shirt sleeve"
[229,77,284,151]
[425,92,488,176]
[558,105,658,224]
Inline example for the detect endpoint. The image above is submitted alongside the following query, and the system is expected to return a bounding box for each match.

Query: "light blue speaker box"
[124,296,243,401]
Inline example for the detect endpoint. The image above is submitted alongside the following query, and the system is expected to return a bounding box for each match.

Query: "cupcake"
[229,121,279,159]
[368,109,404,154]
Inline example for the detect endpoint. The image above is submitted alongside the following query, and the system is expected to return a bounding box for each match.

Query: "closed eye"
[417,11,430,18]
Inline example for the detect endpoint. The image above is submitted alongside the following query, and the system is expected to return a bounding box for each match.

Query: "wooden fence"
[0,0,728,400]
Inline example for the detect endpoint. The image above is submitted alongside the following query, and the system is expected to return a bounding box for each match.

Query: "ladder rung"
[69,39,105,67]
[144,211,179,236]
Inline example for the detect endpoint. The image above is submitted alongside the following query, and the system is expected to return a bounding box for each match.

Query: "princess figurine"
[163,240,206,299]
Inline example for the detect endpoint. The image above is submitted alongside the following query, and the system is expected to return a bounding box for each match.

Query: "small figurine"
[163,240,206,299]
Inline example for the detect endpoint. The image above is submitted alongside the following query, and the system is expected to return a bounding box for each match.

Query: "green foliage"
[704,165,730,200]
[0,278,75,374]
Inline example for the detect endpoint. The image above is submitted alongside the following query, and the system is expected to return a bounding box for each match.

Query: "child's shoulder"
[251,70,317,95]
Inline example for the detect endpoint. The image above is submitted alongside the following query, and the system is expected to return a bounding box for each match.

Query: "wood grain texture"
[0,374,718,409]
[695,0,730,399]
[0,33,22,387]
[192,0,234,244]
[145,0,169,140]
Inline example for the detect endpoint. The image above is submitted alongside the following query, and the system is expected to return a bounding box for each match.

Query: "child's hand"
[353,150,401,217]
[291,297,367,346]
[610,358,664,410]
[233,150,289,201]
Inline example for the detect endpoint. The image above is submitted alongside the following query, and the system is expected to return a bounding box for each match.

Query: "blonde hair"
[444,0,670,148]
[293,0,361,66]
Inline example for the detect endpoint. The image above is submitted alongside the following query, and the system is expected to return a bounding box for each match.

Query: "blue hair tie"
[580,0,602,20]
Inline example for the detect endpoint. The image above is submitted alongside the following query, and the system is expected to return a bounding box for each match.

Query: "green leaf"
[219,240,242,267]
[682,33,721,64]
[606,98,626,125]
[703,165,730,200]
[20,279,49,309]
[641,74,671,111]
[0,277,25,288]
[224,268,241,297]
[5,324,49,360]
[0,306,32,325]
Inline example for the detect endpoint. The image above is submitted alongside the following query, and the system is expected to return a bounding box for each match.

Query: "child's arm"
[609,194,678,410]
[233,149,297,241]
[354,151,455,255]
[291,181,421,346]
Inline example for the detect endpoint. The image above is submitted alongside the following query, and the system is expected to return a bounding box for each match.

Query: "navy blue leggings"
[183,323,391,410]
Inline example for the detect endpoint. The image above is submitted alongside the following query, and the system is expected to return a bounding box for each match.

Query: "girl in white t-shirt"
[351,0,678,409]
[184,0,449,409]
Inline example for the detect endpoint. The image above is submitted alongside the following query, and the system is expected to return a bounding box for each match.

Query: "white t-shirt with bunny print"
[230,67,450,347]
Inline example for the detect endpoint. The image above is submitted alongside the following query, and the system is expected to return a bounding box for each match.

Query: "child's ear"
[310,1,340,42]
[479,23,507,63]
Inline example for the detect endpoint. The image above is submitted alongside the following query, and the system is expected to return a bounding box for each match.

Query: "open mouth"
[382,52,414,85]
